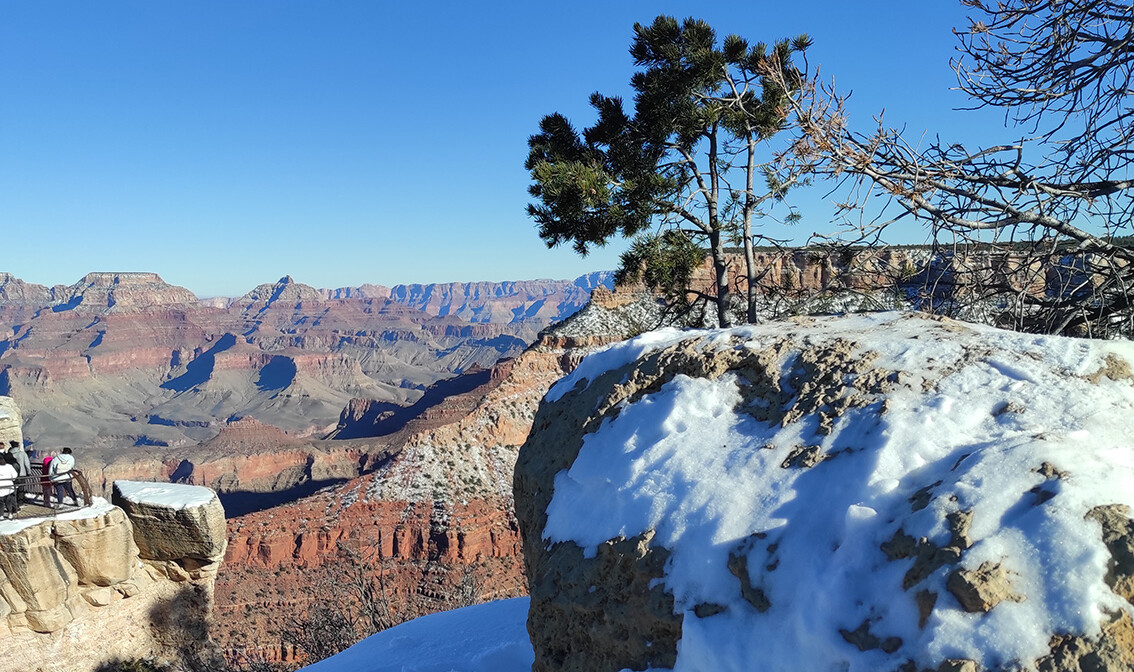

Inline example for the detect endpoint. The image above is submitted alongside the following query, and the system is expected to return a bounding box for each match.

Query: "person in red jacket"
[40,451,56,508]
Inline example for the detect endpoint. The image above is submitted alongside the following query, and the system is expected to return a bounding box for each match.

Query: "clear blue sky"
[0,1,988,297]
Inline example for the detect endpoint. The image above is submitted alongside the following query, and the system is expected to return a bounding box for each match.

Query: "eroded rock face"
[0,491,226,671]
[112,481,227,562]
[531,531,679,672]
[515,312,1134,672]
[212,289,654,664]
[53,506,138,587]
[0,395,22,446]
[0,522,77,624]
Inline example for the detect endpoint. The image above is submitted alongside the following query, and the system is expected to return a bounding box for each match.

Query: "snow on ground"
[0,496,116,535]
[114,480,216,509]
[542,312,1134,670]
[302,597,533,672]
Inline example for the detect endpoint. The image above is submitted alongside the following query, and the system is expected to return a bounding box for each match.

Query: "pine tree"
[526,16,811,326]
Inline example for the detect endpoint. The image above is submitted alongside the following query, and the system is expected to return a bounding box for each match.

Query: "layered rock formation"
[0,482,227,672]
[213,289,662,664]
[383,273,612,324]
[515,313,1134,671]
[0,271,609,495]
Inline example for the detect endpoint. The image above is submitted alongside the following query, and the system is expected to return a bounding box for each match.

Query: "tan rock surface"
[0,491,227,670]
[53,506,138,586]
[0,572,217,672]
[0,522,77,615]
[112,482,227,562]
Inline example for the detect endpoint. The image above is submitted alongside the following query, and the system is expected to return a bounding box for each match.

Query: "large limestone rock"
[515,313,1134,672]
[54,506,138,586]
[0,522,77,620]
[0,396,22,446]
[112,480,227,562]
[0,489,227,671]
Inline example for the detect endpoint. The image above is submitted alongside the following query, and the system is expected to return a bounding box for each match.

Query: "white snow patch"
[0,497,116,535]
[541,312,1134,671]
[301,597,533,672]
[115,480,216,509]
[546,327,693,403]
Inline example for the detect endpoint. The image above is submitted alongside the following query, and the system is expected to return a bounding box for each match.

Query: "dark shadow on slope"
[217,478,351,517]
[169,459,194,483]
[51,295,82,313]
[162,333,237,392]
[511,298,547,322]
[329,366,493,440]
[256,355,297,391]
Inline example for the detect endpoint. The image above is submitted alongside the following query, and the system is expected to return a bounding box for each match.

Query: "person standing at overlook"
[49,447,77,508]
[8,441,29,478]
[0,454,18,520]
[40,451,56,508]
[8,441,29,510]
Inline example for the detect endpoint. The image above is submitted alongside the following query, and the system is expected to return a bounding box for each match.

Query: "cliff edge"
[0,482,226,672]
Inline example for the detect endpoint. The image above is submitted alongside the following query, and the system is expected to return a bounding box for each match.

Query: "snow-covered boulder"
[514,312,1134,672]
[112,480,226,573]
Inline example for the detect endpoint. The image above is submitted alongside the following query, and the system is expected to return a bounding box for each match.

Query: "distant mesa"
[321,283,391,300]
[2,271,199,314]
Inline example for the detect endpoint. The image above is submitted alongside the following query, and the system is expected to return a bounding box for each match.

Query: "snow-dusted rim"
[0,496,116,535]
[115,480,216,509]
[303,597,534,672]
[542,312,1134,671]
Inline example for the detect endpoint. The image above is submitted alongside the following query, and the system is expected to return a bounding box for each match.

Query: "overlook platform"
[1,463,94,523]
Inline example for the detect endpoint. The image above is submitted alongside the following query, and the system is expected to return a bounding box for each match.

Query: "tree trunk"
[742,136,758,324]
[707,125,731,328]
[709,227,732,327]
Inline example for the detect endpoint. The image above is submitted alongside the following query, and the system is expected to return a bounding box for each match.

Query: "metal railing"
[0,465,94,519]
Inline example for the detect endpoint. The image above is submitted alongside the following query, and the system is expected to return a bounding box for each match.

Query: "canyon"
[0,271,609,494]
[1,247,1016,667]
[0,269,642,665]
[214,288,662,664]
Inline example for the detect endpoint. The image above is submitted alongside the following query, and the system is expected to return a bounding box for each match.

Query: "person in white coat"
[0,454,18,520]
[49,447,77,508]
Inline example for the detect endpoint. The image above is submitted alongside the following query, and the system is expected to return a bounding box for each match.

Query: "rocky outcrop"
[516,312,1134,672]
[237,275,324,307]
[0,273,52,305]
[54,272,199,312]
[0,484,227,671]
[113,480,227,565]
[0,396,21,446]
